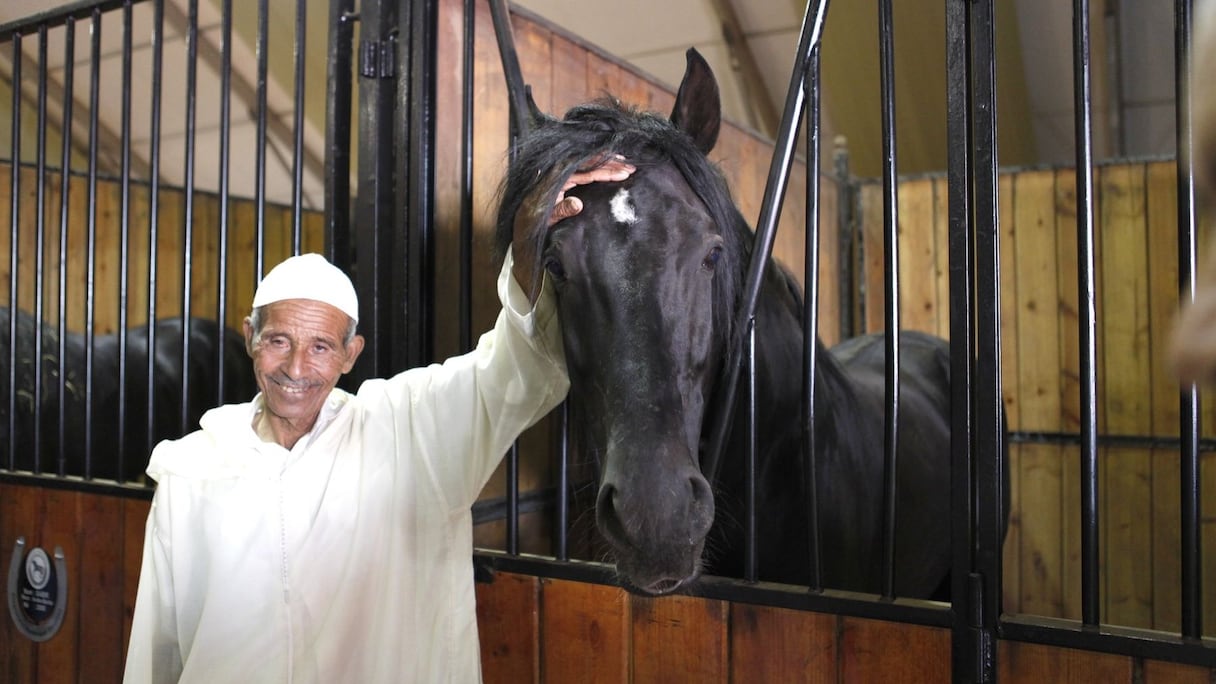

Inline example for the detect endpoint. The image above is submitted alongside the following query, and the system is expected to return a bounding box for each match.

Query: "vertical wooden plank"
[998,169,1024,614]
[549,34,589,117]
[858,181,884,334]
[998,641,1132,683]
[0,484,41,683]
[539,578,628,684]
[122,498,151,663]
[1145,160,1182,633]
[476,572,539,684]
[730,604,837,682]
[932,174,950,339]
[1098,164,1153,629]
[76,492,125,682]
[631,594,727,681]
[817,166,841,346]
[1012,169,1064,619]
[1054,166,1083,621]
[897,177,937,334]
[35,488,80,683]
[839,617,950,682]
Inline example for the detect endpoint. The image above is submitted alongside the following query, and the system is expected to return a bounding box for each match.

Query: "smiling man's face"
[243,298,364,449]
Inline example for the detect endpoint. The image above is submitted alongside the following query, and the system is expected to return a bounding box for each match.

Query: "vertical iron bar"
[34,24,47,474]
[57,17,76,477]
[85,8,101,480]
[1073,0,1101,628]
[255,0,268,276]
[181,0,198,434]
[459,0,475,354]
[352,0,398,382]
[324,0,355,267]
[878,0,900,600]
[802,45,824,592]
[401,0,438,368]
[487,0,532,138]
[7,35,19,471]
[971,1,1005,666]
[217,0,232,404]
[117,0,133,482]
[555,401,569,562]
[745,318,757,582]
[1174,0,1202,641]
[507,443,519,555]
[291,0,306,253]
[146,0,165,456]
[704,0,830,482]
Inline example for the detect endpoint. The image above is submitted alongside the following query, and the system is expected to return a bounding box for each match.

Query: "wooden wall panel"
[539,578,628,683]
[999,641,1133,683]
[0,484,150,684]
[839,617,950,682]
[631,594,728,681]
[476,571,540,684]
[729,603,836,682]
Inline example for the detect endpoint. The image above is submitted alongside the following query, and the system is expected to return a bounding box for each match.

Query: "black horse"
[0,308,255,482]
[497,49,993,598]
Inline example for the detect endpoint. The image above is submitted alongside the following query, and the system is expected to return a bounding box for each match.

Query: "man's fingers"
[548,196,583,226]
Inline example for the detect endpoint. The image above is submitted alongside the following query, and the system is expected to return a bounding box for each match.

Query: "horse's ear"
[670,48,721,155]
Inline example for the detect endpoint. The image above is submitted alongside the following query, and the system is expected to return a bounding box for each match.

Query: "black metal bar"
[487,0,533,139]
[1072,0,1101,628]
[745,319,757,582]
[351,0,397,382]
[877,0,900,601]
[971,1,1005,678]
[704,0,831,483]
[34,24,48,475]
[1002,615,1216,668]
[180,0,198,435]
[216,0,232,405]
[401,0,438,369]
[507,443,519,555]
[255,0,268,277]
[802,46,823,592]
[555,401,569,562]
[946,0,981,678]
[7,34,20,472]
[57,17,76,478]
[145,0,165,456]
[116,0,133,483]
[1174,0,1202,641]
[474,550,953,628]
[459,0,475,354]
[291,0,307,253]
[84,8,101,480]
[324,0,355,267]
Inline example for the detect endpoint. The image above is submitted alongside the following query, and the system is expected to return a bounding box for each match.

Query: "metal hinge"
[360,37,396,79]
[969,572,996,683]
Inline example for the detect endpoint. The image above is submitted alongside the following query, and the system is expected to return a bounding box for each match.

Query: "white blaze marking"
[610,188,638,225]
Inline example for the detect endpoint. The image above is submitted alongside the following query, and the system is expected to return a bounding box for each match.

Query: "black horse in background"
[0,307,255,483]
[497,49,1003,598]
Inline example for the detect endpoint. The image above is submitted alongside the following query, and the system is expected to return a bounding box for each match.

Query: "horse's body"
[497,49,989,597]
[0,308,255,481]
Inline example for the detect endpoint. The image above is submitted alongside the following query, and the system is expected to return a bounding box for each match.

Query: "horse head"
[497,49,752,594]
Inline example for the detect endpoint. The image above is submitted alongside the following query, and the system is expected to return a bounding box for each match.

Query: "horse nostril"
[687,473,715,537]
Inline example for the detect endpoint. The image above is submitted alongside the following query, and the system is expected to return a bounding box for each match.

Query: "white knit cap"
[251,253,359,323]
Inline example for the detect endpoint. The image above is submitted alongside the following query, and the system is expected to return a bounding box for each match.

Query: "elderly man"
[123,158,634,683]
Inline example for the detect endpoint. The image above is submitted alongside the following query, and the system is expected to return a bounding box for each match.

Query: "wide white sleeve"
[122,493,182,684]
[358,248,569,512]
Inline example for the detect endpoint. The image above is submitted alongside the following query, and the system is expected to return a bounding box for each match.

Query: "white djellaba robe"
[123,252,568,683]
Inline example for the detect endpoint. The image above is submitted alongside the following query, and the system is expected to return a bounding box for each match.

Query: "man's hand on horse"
[549,155,636,226]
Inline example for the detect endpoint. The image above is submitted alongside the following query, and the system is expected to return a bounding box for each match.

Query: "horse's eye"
[702,245,723,271]
[544,256,567,281]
